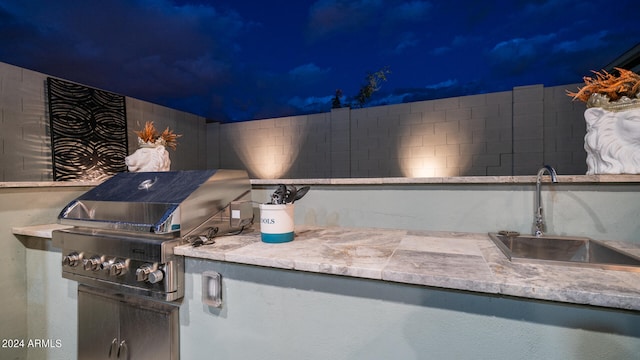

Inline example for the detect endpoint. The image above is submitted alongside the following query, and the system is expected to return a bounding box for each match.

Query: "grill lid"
[58,169,251,235]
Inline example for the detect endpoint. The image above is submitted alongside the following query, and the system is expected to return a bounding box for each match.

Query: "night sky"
[0,0,637,122]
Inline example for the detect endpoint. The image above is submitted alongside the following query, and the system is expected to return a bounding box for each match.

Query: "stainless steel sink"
[488,232,640,272]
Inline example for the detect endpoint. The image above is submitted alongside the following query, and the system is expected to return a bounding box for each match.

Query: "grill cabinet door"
[119,298,179,360]
[78,285,179,360]
[78,288,120,360]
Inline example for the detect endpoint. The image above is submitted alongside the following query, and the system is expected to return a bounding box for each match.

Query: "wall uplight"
[229,119,309,179]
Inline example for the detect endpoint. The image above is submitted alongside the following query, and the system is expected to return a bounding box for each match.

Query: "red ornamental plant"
[567,68,640,103]
[135,121,181,150]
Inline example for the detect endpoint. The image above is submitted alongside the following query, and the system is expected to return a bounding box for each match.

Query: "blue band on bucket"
[261,231,294,243]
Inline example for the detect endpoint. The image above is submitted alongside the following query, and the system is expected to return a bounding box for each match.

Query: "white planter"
[583,106,640,175]
[125,140,171,172]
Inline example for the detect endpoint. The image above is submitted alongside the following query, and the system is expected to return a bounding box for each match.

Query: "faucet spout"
[533,165,558,237]
[539,165,558,183]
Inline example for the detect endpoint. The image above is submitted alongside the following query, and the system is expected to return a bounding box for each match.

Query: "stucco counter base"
[174,226,640,312]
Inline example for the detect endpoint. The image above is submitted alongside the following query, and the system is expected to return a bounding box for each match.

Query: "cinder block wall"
[0,62,207,181]
[0,61,587,180]
[213,83,587,178]
[543,85,588,175]
[126,98,207,171]
[0,62,51,181]
[218,113,333,178]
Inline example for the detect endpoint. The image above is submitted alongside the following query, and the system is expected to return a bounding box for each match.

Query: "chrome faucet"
[533,165,558,237]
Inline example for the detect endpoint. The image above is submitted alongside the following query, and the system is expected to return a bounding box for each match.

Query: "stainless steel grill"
[52,169,253,360]
[53,170,253,301]
[53,169,252,301]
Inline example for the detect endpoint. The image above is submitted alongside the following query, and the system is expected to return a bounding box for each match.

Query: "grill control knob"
[109,260,128,277]
[135,264,153,282]
[62,252,81,267]
[83,256,101,271]
[148,269,164,284]
[101,259,114,273]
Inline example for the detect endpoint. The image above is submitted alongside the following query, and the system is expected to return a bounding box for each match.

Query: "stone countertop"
[13,223,640,311]
[174,226,640,312]
[12,224,73,238]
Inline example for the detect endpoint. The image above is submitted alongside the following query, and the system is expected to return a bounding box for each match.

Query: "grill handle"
[118,340,128,359]
[108,338,118,358]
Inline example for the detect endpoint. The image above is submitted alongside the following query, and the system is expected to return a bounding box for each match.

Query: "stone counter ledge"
[3,174,640,189]
[252,174,640,185]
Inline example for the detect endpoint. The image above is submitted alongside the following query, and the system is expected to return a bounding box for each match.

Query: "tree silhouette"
[355,66,391,108]
[331,89,343,109]
[332,66,391,110]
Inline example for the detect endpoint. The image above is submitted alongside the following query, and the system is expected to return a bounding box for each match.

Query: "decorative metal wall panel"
[47,77,128,181]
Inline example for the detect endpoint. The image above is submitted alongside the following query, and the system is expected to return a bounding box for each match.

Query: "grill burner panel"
[55,227,184,301]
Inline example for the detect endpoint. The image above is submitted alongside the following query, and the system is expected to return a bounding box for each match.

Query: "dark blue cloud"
[0,0,637,122]
[393,32,420,54]
[390,1,432,21]
[553,31,609,54]
[288,63,331,80]
[306,0,384,39]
